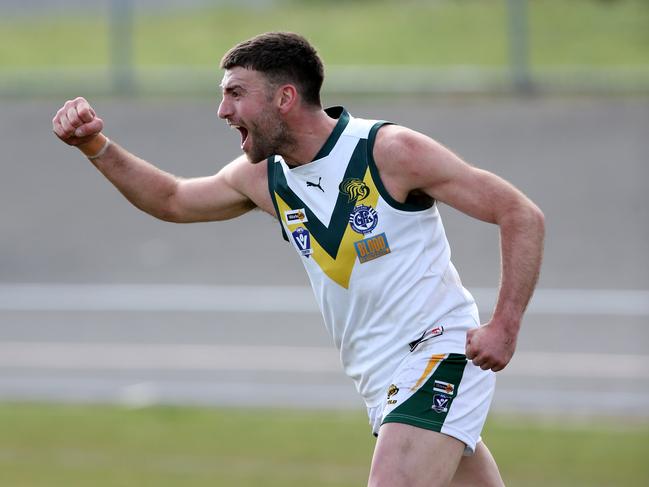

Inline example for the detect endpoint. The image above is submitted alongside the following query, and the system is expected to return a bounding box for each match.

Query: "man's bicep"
[387,128,525,224]
[427,163,524,225]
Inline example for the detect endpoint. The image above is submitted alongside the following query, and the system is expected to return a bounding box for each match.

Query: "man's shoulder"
[225,154,270,192]
[223,155,277,215]
[372,124,419,162]
[370,124,447,201]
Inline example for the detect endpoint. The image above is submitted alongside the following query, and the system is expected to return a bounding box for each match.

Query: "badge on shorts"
[291,227,313,257]
[433,380,455,395]
[431,394,450,413]
[387,384,399,405]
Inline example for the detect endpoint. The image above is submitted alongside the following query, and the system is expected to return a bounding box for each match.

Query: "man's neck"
[280,107,338,167]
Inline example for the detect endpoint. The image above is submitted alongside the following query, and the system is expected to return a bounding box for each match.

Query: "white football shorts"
[367,339,496,455]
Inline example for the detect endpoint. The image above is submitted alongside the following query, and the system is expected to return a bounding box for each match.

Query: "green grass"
[0,403,648,487]
[0,0,647,68]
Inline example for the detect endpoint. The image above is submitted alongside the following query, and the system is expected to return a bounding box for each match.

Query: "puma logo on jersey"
[306,177,324,192]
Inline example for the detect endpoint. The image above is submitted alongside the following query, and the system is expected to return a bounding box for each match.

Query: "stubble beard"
[245,110,296,164]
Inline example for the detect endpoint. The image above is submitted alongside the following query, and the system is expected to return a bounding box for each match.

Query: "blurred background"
[1,0,648,485]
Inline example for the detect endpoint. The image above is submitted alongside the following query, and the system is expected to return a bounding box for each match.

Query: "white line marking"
[501,351,649,379]
[0,342,342,373]
[0,284,316,312]
[0,284,647,316]
[0,342,647,379]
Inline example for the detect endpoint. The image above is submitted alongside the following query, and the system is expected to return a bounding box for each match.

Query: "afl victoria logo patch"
[432,394,450,413]
[291,227,313,257]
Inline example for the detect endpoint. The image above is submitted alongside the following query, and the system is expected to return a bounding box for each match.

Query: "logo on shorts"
[387,384,399,405]
[433,380,455,395]
[408,326,444,352]
[284,208,308,225]
[432,394,450,413]
[291,227,313,257]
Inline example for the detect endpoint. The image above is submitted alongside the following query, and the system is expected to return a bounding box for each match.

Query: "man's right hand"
[52,97,106,156]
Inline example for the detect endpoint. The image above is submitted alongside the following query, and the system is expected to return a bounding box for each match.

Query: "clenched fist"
[465,321,518,372]
[52,97,107,157]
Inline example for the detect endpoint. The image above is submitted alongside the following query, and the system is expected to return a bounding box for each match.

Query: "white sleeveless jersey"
[267,107,480,407]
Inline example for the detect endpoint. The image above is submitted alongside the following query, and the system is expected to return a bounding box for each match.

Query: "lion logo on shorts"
[387,384,399,405]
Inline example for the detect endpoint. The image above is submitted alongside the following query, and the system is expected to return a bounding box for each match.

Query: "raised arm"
[374,125,545,372]
[52,97,264,223]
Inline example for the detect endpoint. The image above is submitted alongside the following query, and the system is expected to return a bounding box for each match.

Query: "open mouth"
[229,123,249,149]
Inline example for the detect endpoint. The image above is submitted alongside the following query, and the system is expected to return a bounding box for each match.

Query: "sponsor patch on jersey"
[408,326,445,352]
[431,394,450,413]
[354,233,391,264]
[284,208,308,225]
[349,205,378,235]
[291,227,313,257]
[339,178,370,203]
[433,380,455,396]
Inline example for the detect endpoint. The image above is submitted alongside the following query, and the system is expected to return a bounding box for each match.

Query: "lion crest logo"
[339,178,370,203]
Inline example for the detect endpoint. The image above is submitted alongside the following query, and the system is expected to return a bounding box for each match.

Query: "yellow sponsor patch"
[354,233,391,263]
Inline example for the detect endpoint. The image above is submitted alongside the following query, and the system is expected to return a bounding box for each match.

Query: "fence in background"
[0,0,648,96]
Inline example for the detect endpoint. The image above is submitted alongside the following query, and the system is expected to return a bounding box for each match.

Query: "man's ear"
[277,84,298,114]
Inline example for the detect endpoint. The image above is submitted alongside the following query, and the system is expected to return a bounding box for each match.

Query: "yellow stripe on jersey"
[276,167,380,289]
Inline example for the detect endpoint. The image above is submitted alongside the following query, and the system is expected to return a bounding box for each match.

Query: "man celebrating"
[53,32,544,487]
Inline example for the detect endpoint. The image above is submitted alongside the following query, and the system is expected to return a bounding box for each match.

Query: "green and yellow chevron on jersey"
[273,164,380,288]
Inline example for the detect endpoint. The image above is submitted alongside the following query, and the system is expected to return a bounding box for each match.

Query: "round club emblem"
[349,205,378,235]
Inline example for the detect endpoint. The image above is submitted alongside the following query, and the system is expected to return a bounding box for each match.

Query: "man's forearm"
[491,202,545,334]
[80,135,181,222]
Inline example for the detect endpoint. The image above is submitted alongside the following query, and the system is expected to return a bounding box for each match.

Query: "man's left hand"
[465,322,517,372]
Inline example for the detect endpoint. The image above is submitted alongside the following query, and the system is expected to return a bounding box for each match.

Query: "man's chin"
[244,149,272,164]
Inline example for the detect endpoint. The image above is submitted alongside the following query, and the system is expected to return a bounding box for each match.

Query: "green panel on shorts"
[382,353,467,432]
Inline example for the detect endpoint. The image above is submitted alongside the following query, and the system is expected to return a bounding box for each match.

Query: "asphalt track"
[1,96,647,417]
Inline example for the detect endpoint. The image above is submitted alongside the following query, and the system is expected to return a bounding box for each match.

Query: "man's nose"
[217,98,231,120]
